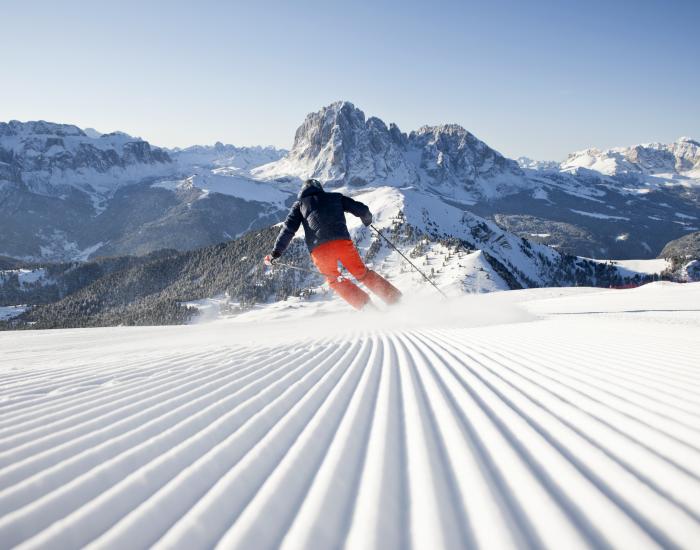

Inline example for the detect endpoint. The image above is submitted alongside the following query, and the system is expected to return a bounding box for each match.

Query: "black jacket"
[272,186,372,256]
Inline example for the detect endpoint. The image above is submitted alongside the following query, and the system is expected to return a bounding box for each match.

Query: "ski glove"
[361,212,373,227]
[264,252,280,266]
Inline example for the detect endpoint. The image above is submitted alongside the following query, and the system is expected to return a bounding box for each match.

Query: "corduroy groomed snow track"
[1,284,699,549]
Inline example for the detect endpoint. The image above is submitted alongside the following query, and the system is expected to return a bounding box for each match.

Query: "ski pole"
[370,224,448,299]
[269,261,320,276]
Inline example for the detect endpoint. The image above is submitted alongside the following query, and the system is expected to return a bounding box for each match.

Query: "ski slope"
[1,283,699,549]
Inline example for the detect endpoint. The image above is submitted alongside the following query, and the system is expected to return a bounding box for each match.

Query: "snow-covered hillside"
[1,282,699,548]
[314,185,664,296]
[2,108,699,262]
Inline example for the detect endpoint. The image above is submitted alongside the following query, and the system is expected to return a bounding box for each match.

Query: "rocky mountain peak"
[254,101,522,194]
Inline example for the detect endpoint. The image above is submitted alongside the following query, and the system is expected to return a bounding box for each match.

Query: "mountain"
[0,121,171,200]
[2,106,699,264]
[169,142,286,172]
[658,230,700,282]
[254,102,700,259]
[253,101,525,201]
[561,137,700,180]
[516,156,560,171]
[0,121,289,261]
[2,182,668,330]
[660,230,700,259]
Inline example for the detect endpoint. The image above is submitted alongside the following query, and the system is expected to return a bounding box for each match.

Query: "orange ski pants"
[311,239,402,310]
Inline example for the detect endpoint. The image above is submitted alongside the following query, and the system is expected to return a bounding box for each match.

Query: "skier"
[264,178,402,310]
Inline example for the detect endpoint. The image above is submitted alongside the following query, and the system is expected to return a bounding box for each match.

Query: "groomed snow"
[1,283,699,549]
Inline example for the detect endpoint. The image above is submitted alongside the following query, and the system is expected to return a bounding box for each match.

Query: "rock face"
[0,121,172,198]
[253,101,523,198]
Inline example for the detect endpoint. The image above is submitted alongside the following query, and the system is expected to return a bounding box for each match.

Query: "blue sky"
[2,0,698,160]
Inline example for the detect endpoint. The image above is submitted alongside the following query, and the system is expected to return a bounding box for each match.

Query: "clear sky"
[2,0,698,160]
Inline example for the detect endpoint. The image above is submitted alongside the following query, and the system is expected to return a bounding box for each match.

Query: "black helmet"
[303,178,323,190]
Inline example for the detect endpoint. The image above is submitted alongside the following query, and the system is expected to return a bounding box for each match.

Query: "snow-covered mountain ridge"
[253,101,526,202]
[252,102,700,259]
[169,142,286,171]
[562,136,700,180]
[1,106,699,263]
[0,121,289,261]
[0,121,173,199]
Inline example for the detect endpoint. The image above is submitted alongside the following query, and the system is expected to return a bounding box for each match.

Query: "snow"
[570,209,631,221]
[1,283,699,548]
[608,258,670,276]
[153,173,291,207]
[75,242,104,262]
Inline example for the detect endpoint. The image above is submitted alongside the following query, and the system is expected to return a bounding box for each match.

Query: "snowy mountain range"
[253,102,700,259]
[1,104,699,269]
[0,121,288,260]
[561,137,700,179]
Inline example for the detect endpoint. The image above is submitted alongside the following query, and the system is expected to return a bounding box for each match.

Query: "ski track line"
[149,338,368,549]
[425,331,700,515]
[417,331,700,547]
[0,342,323,532]
[484,325,700,383]
[0,345,281,446]
[489,330,700,399]
[468,339,700,467]
[454,330,700,445]
[0,347,224,404]
[439,331,700,481]
[0,317,699,549]
[0,348,247,421]
[434,330,700,459]
[512,338,700,413]
[0,346,295,489]
[480,334,700,413]
[11,339,349,549]
[0,347,268,446]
